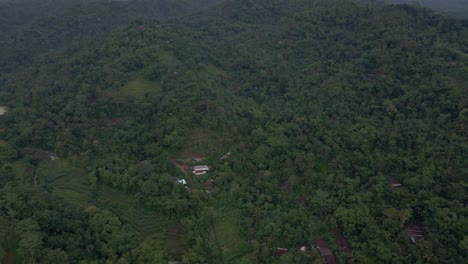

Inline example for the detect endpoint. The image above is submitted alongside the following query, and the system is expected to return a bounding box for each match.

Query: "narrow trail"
[172,160,188,175]
[33,167,38,187]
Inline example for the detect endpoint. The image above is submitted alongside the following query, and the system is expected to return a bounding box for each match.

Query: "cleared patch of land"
[106,78,161,102]
[210,209,250,263]
[178,128,228,163]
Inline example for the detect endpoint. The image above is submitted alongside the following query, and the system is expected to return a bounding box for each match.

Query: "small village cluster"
[175,164,210,191]
[172,153,424,263]
[275,229,352,263]
[275,176,425,263]
[175,152,231,191]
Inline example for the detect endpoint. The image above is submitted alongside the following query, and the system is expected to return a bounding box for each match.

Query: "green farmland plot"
[211,209,250,263]
[96,185,170,240]
[34,159,175,249]
[39,159,92,205]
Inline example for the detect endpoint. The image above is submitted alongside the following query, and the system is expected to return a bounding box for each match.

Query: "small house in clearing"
[314,239,337,264]
[275,248,288,257]
[49,152,58,161]
[193,165,209,175]
[177,179,187,185]
[388,176,402,192]
[299,245,311,257]
[405,224,424,243]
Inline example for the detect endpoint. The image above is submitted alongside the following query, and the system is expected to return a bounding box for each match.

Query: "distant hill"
[389,0,468,18]
[0,0,225,72]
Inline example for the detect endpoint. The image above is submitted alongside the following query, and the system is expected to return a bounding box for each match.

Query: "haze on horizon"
[389,0,468,18]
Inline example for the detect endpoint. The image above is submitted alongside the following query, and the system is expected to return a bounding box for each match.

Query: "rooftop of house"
[406,224,424,243]
[388,176,402,192]
[177,179,187,185]
[193,165,209,171]
[388,176,401,186]
[275,248,288,257]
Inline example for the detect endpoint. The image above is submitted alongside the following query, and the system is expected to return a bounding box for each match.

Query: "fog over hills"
[390,0,468,18]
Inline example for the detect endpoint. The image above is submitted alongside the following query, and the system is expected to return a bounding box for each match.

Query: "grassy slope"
[40,159,91,205]
[113,79,162,102]
[0,219,20,264]
[214,216,249,263]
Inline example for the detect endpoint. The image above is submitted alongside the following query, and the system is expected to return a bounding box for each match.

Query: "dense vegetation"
[0,0,467,263]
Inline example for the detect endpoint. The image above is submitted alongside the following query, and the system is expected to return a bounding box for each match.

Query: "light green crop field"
[212,209,250,263]
[111,78,162,102]
[40,159,91,205]
[96,185,169,240]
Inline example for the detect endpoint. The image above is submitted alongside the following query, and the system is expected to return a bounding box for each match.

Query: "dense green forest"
[0,0,467,263]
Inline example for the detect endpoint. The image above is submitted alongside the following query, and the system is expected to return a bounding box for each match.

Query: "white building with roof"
[177,179,187,185]
[193,165,209,175]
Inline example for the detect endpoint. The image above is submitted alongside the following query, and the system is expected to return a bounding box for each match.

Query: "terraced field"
[96,185,170,240]
[8,155,191,263]
[37,159,178,250]
[40,159,91,205]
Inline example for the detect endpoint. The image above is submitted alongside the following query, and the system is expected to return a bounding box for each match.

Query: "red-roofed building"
[405,224,424,243]
[275,248,288,257]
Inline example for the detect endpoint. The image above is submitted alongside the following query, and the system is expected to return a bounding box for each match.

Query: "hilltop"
[0,0,225,72]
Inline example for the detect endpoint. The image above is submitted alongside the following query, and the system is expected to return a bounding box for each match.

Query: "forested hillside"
[0,0,467,263]
[0,0,224,72]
